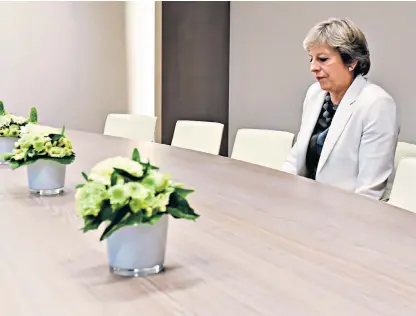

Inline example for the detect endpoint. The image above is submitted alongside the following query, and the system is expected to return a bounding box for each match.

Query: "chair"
[171,120,224,155]
[231,129,294,170]
[394,142,416,169]
[388,157,416,213]
[383,141,416,200]
[104,114,157,142]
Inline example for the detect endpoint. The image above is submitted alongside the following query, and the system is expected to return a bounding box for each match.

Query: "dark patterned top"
[305,93,339,179]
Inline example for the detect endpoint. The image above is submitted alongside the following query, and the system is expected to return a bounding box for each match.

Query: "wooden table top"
[1,130,416,316]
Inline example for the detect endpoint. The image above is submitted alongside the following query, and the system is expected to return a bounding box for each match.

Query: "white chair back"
[394,142,416,169]
[383,141,416,200]
[104,114,157,142]
[231,128,294,170]
[388,157,416,213]
[171,120,224,155]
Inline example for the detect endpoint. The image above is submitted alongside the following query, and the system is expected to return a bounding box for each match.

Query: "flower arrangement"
[0,101,38,137]
[76,148,199,241]
[3,125,75,169]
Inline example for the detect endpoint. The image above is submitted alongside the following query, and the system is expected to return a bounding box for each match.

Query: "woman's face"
[308,43,355,95]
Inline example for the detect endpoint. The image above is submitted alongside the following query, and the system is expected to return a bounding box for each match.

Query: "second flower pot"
[0,137,18,165]
[27,160,66,195]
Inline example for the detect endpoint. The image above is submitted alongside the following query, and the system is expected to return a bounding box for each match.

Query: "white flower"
[0,115,11,128]
[9,115,27,125]
[0,114,28,133]
[20,124,59,136]
[89,156,144,186]
[19,124,31,135]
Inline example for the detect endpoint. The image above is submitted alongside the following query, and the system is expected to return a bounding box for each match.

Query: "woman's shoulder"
[360,79,395,105]
[357,80,398,121]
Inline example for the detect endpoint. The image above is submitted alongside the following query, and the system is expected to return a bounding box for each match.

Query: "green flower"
[108,184,128,206]
[27,150,37,158]
[33,138,46,152]
[9,124,19,131]
[8,129,19,137]
[144,206,155,218]
[129,198,144,213]
[151,191,172,212]
[48,147,66,158]
[75,182,108,217]
[126,182,155,213]
[63,147,73,156]
[45,141,53,150]
[36,141,52,156]
[142,171,171,192]
[13,150,26,161]
[58,137,72,149]
[126,182,151,199]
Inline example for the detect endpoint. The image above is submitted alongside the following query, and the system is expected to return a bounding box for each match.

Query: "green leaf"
[81,172,89,181]
[60,125,66,136]
[75,184,84,189]
[8,160,21,169]
[99,201,114,222]
[113,167,141,182]
[50,134,63,142]
[29,107,38,123]
[131,148,141,163]
[167,190,196,219]
[0,152,13,161]
[110,170,118,186]
[167,207,183,219]
[167,206,199,220]
[82,216,101,233]
[8,154,75,169]
[167,192,199,220]
[99,206,129,241]
[123,211,143,226]
[168,190,182,208]
[174,187,194,199]
[148,213,163,224]
[0,101,5,116]
[141,161,159,175]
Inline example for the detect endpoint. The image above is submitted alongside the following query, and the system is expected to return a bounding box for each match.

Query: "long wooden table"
[1,130,416,315]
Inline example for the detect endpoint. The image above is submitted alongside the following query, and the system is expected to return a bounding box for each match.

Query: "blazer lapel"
[316,75,367,175]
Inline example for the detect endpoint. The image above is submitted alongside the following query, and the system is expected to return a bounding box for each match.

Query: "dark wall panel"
[161,1,230,156]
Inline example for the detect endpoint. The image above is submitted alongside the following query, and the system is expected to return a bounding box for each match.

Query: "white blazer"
[282,75,400,200]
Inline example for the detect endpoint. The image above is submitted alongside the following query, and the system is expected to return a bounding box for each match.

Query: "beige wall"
[0,1,128,133]
[229,2,416,151]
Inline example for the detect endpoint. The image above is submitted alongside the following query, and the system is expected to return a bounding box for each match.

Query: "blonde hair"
[303,18,371,76]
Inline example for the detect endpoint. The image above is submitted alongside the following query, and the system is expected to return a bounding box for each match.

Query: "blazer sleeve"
[281,86,313,175]
[355,95,399,199]
[281,140,299,174]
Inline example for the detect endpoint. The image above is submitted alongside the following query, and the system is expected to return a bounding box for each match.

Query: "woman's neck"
[329,76,355,104]
[329,91,345,105]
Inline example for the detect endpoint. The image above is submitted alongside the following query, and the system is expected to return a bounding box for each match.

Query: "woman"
[282,18,400,200]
